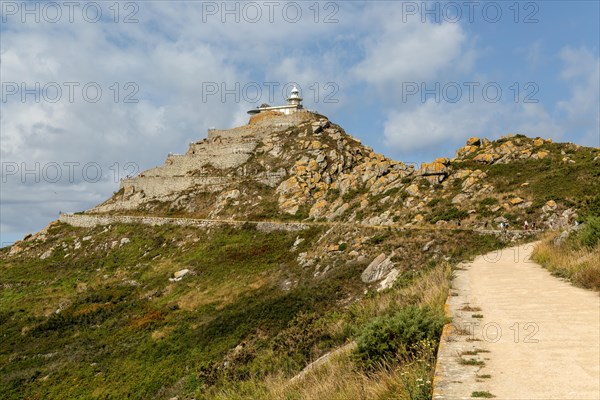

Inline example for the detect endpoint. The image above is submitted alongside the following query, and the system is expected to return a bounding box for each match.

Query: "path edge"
[432,297,453,399]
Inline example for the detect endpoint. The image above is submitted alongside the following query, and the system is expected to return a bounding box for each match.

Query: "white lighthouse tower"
[247,85,304,115]
[287,86,302,106]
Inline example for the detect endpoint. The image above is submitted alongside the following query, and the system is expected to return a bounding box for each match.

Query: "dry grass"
[176,275,270,311]
[205,262,451,400]
[277,264,449,399]
[348,261,451,325]
[407,263,451,309]
[262,344,435,400]
[533,234,600,291]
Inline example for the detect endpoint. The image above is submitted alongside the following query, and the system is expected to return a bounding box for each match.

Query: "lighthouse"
[247,85,305,115]
[287,86,302,106]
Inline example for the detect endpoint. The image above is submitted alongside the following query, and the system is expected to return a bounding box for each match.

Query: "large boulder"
[418,160,449,184]
[466,137,481,146]
[377,268,401,291]
[405,184,420,197]
[361,252,395,283]
[542,200,557,213]
[473,153,500,164]
[309,199,329,219]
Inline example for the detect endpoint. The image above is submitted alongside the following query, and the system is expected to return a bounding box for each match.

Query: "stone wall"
[110,112,319,206]
[121,176,232,198]
[247,110,314,129]
[185,138,258,169]
[130,137,257,179]
[59,213,308,232]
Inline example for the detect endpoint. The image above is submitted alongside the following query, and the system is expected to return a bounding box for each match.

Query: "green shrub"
[326,189,340,202]
[472,390,496,398]
[429,207,469,224]
[370,234,388,245]
[273,311,331,363]
[383,187,400,197]
[342,186,368,202]
[427,198,441,207]
[480,197,498,206]
[353,306,444,370]
[585,195,600,217]
[578,216,600,248]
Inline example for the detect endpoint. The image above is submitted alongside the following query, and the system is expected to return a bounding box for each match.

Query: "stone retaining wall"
[58,213,308,232]
[121,176,232,197]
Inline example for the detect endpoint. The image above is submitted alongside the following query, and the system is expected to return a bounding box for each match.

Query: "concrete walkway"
[434,243,600,400]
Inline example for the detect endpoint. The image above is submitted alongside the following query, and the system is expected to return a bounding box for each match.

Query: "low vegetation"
[472,390,496,398]
[353,305,444,370]
[460,359,485,366]
[533,216,600,291]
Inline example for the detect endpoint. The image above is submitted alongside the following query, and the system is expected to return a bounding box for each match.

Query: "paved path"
[434,243,600,400]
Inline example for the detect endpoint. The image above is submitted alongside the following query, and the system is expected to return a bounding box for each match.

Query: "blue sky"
[1,0,599,245]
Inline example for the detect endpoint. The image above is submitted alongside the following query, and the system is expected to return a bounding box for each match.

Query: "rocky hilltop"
[93,110,415,221]
[91,110,599,230]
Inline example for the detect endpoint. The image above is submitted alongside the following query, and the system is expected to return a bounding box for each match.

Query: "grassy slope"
[0,223,327,398]
[0,221,509,399]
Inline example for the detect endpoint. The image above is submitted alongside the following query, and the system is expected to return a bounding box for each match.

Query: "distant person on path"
[524,220,529,230]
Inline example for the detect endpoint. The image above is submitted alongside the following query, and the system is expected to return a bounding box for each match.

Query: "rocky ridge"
[90,111,599,232]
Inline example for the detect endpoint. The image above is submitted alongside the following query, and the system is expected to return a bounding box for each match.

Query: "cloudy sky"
[1,1,599,245]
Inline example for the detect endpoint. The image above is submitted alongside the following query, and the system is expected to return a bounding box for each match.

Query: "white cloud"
[557,46,600,146]
[382,93,580,162]
[0,8,246,242]
[383,99,496,160]
[382,46,599,162]
[352,7,470,88]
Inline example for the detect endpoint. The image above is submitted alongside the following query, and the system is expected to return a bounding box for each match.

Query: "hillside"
[1,111,599,399]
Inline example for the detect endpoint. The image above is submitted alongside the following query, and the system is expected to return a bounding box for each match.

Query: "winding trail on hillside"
[434,243,600,399]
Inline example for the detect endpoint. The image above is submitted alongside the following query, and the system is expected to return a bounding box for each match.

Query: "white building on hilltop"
[247,86,304,115]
